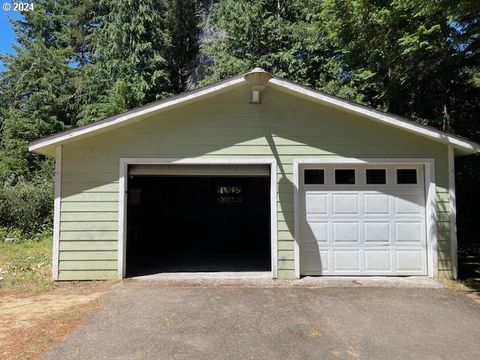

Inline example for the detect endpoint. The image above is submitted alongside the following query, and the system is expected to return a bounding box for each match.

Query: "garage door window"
[366,169,386,184]
[304,169,324,184]
[335,169,356,184]
[397,169,417,184]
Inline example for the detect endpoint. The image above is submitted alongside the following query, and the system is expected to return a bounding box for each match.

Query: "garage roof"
[29,69,480,156]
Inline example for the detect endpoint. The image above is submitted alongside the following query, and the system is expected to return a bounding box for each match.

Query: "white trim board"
[118,157,278,279]
[448,146,458,279]
[29,71,480,156]
[293,157,438,279]
[52,145,62,280]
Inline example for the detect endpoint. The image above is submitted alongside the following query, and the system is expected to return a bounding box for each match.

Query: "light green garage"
[29,69,480,281]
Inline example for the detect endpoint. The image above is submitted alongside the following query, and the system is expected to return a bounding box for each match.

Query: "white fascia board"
[29,76,246,154]
[52,145,62,280]
[269,78,480,154]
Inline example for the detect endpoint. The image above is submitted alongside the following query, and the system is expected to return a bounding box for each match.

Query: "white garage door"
[299,164,427,276]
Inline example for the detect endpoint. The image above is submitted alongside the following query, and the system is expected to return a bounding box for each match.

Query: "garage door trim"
[293,158,437,279]
[118,157,278,279]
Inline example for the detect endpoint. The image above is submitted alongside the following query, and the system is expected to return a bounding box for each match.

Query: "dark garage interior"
[126,172,271,276]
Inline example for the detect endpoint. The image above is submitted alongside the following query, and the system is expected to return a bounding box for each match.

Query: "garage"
[299,163,428,276]
[29,68,480,280]
[125,164,271,276]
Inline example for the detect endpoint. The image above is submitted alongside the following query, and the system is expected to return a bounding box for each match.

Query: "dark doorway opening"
[126,174,271,276]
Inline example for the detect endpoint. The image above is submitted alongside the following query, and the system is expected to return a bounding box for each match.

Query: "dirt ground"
[0,281,118,360]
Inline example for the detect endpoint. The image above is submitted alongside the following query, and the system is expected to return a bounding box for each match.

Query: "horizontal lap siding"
[60,157,119,279]
[58,270,117,280]
[59,84,452,280]
[436,189,452,278]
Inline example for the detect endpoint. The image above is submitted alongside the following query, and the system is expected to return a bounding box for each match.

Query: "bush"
[0,180,54,234]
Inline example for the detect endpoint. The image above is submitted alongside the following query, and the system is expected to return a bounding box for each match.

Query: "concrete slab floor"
[129,274,443,289]
[130,271,272,281]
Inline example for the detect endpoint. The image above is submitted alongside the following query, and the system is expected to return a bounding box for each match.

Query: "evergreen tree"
[0,0,76,184]
[321,0,480,132]
[166,0,200,93]
[76,0,173,124]
[202,0,368,101]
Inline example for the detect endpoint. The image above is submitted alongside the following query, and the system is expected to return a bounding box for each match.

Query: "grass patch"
[443,278,480,304]
[0,231,53,293]
[442,279,474,293]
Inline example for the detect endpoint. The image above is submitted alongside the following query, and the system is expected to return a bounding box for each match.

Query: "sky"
[0,6,23,71]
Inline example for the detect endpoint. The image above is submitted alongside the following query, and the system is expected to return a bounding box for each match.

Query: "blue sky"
[0,7,23,71]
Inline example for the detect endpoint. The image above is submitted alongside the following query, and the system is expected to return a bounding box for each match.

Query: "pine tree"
[166,0,200,93]
[76,0,173,125]
[200,0,349,99]
[0,0,76,183]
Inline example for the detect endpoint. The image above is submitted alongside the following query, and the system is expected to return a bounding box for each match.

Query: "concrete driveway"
[43,280,480,360]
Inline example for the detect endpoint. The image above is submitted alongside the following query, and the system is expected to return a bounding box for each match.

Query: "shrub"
[0,180,54,234]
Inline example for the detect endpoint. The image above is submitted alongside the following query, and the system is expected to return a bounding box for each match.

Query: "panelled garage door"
[299,164,428,276]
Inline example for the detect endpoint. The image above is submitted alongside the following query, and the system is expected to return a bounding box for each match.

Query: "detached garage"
[29,68,480,280]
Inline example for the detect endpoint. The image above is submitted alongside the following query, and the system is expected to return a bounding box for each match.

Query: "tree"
[0,0,77,184]
[75,0,173,125]
[321,0,480,132]
[165,0,200,93]
[201,0,350,97]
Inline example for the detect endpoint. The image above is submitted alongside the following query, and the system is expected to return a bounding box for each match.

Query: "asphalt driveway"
[43,280,480,360]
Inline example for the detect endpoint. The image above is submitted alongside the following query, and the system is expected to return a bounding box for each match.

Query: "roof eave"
[269,78,480,156]
[28,71,480,156]
[28,75,246,155]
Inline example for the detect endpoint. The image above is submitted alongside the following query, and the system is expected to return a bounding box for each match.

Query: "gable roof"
[29,69,480,156]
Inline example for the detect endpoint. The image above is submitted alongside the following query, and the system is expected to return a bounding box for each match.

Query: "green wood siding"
[59,84,453,280]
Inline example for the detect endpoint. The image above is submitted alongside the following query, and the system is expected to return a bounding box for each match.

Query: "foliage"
[0,180,54,234]
[165,0,200,92]
[201,0,352,98]
[321,0,480,133]
[75,0,172,125]
[75,0,200,125]
[0,232,53,292]
[0,21,72,183]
